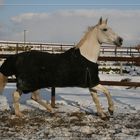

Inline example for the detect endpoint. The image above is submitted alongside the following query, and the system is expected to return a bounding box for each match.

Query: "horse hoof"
[15,112,24,118]
[50,112,60,117]
[97,112,110,121]
[101,115,110,121]
[46,104,53,113]
[108,108,114,115]
[48,109,53,113]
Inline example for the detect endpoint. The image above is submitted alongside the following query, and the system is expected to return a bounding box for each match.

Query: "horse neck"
[79,29,100,63]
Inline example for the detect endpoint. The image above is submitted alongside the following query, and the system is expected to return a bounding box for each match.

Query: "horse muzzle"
[114,37,123,47]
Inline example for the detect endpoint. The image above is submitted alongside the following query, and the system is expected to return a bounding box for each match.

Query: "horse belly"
[45,63,86,87]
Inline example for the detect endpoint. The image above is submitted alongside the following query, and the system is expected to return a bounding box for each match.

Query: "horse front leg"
[92,84,114,115]
[89,88,109,120]
[31,90,53,113]
[12,90,23,117]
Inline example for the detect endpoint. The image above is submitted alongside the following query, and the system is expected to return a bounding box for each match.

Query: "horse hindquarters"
[0,73,7,94]
[0,55,16,94]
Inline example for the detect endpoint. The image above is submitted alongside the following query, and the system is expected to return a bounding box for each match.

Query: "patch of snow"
[100,73,140,82]
[0,95,10,111]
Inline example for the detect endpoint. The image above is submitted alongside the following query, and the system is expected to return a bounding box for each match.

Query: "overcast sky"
[0,0,140,46]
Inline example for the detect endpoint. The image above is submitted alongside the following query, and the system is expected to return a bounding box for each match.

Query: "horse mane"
[75,25,97,49]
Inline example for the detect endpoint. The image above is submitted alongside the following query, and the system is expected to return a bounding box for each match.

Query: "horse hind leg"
[31,90,53,113]
[12,90,24,117]
[0,73,7,94]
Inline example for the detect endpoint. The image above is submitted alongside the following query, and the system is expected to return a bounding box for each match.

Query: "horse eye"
[102,28,108,32]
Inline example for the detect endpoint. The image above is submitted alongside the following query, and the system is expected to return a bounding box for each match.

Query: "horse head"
[96,17,123,46]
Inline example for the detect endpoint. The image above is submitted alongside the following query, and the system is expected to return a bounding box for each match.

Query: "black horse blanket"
[0,48,100,93]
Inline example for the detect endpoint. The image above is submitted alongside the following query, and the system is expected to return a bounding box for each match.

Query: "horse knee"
[31,95,37,101]
[103,86,109,93]
[31,91,40,102]
[89,87,97,93]
[13,91,21,102]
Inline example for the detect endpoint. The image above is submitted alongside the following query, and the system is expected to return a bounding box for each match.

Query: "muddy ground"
[0,109,140,140]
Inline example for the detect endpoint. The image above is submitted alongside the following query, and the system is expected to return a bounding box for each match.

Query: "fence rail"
[98,56,140,62]
[0,41,140,56]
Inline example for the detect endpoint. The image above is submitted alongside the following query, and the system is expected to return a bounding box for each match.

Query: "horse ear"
[105,18,108,24]
[98,17,102,25]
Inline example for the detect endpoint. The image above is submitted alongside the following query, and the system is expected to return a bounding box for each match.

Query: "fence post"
[40,44,42,51]
[120,53,123,75]
[61,44,63,52]
[130,47,132,56]
[51,87,55,108]
[115,47,117,56]
[16,43,18,54]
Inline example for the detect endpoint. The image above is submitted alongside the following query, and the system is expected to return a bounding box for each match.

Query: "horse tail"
[0,55,16,94]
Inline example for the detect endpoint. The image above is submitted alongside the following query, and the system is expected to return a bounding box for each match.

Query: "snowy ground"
[0,74,140,140]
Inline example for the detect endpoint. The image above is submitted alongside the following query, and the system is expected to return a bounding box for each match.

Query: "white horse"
[0,17,123,119]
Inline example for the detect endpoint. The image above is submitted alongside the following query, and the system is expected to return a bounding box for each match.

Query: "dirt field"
[0,109,140,140]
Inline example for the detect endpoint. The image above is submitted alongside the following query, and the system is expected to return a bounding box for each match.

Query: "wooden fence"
[0,41,140,56]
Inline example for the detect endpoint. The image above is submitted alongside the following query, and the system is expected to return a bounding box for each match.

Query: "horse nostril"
[114,37,123,46]
[119,37,123,43]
